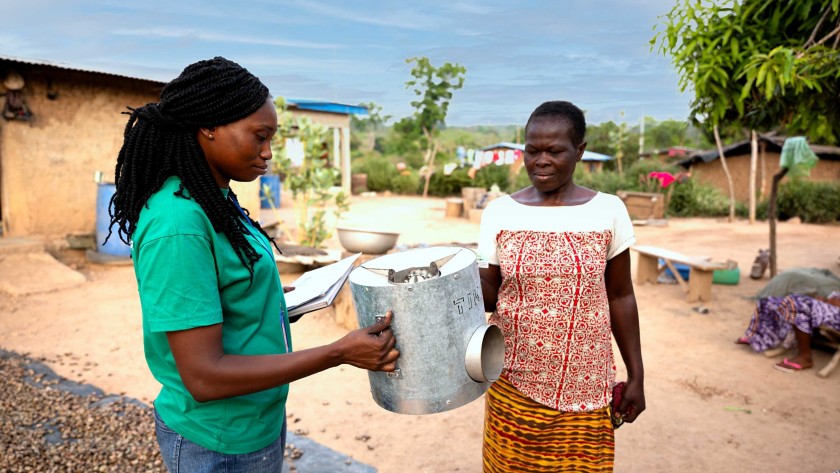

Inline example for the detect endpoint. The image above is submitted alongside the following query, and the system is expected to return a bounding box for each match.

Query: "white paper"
[284,253,361,319]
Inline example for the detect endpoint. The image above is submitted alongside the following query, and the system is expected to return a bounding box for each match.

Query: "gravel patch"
[0,349,375,473]
[0,349,162,472]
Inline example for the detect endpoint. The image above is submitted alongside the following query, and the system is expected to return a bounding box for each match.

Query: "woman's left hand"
[283,286,295,294]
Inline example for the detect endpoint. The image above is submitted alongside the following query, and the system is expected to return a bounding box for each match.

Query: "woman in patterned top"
[477,100,645,472]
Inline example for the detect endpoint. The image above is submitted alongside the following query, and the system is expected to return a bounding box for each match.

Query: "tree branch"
[834,17,840,49]
[804,6,832,48]
[808,21,840,50]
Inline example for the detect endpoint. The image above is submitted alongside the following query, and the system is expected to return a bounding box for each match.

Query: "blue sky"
[1,0,690,127]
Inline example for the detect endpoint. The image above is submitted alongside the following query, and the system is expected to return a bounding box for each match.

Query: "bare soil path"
[2,193,839,472]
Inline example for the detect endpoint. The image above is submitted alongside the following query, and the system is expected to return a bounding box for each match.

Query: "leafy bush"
[667,179,730,217]
[350,153,372,174]
[623,161,683,193]
[511,166,532,192]
[475,164,510,192]
[427,167,473,197]
[754,200,769,220]
[573,168,627,195]
[353,155,397,192]
[508,160,694,203]
[734,199,768,220]
[391,170,422,195]
[776,178,840,223]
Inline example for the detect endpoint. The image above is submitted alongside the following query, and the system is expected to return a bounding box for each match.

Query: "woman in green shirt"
[108,57,399,472]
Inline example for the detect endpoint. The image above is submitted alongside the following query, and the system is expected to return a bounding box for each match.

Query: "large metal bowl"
[336,227,400,254]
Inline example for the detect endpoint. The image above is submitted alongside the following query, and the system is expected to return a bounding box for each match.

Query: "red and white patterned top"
[477,193,635,411]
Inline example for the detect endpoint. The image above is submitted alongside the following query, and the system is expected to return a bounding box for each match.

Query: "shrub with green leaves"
[353,155,397,192]
[624,161,683,193]
[427,167,473,197]
[573,168,627,195]
[776,178,840,223]
[475,164,510,192]
[511,166,532,192]
[667,179,730,217]
[391,170,422,195]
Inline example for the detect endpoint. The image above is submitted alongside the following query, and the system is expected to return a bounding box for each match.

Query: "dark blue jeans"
[154,409,286,473]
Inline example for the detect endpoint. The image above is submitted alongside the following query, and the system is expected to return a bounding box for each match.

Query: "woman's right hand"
[334,310,400,372]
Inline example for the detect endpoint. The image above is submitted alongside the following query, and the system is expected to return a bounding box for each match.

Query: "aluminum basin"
[336,227,400,254]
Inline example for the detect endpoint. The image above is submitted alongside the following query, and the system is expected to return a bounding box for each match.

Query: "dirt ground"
[2,192,840,473]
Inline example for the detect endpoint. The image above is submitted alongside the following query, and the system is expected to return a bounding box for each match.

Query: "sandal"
[774,358,812,372]
[749,249,769,280]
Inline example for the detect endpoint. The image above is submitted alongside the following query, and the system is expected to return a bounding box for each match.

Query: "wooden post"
[759,141,766,200]
[341,127,351,195]
[713,125,736,222]
[768,168,789,278]
[749,130,758,224]
[332,128,341,170]
[421,127,438,199]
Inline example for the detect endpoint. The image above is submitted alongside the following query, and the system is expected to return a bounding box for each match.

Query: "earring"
[208,134,214,140]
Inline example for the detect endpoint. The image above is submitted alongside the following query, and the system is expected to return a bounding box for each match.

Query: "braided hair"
[109,56,277,277]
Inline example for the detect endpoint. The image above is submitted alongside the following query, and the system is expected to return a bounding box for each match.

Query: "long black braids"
[108,56,277,278]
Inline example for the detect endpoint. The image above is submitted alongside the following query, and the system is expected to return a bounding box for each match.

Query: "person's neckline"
[508,189,601,208]
[164,175,229,198]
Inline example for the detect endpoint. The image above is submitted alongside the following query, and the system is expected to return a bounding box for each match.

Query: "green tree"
[609,111,628,176]
[653,1,746,221]
[404,57,467,197]
[588,118,711,160]
[654,0,840,136]
[653,0,840,272]
[645,119,687,150]
[586,121,620,156]
[350,102,391,152]
[383,116,425,169]
[271,97,349,248]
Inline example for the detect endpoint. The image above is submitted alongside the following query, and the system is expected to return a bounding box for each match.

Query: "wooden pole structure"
[713,125,737,222]
[749,130,758,224]
[768,168,789,278]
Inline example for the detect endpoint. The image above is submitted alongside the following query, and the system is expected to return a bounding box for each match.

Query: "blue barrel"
[260,174,281,209]
[95,183,131,257]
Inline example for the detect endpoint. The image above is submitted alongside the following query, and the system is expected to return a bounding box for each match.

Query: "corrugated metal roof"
[479,142,614,162]
[480,141,524,151]
[581,150,613,162]
[679,134,840,168]
[287,99,368,116]
[2,56,371,117]
[0,54,166,85]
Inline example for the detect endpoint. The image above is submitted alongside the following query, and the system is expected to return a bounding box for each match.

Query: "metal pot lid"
[350,246,475,287]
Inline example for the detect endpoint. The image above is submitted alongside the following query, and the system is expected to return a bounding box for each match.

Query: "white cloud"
[0,0,690,126]
[293,0,443,31]
[111,28,343,50]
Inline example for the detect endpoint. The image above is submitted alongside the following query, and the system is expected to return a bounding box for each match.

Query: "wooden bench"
[816,326,840,378]
[631,245,727,302]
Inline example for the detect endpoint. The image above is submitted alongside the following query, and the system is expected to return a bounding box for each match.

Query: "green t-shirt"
[132,176,291,454]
